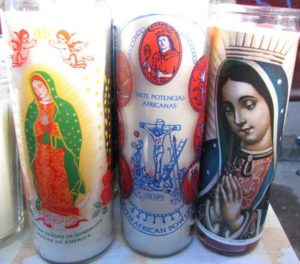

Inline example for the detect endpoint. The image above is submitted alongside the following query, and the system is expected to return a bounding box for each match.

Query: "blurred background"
[272,102,300,259]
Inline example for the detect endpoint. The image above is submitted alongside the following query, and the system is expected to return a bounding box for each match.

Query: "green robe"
[25,70,86,207]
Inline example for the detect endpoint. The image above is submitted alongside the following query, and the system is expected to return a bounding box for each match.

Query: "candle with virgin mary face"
[196,4,300,255]
[115,0,210,256]
[2,1,113,262]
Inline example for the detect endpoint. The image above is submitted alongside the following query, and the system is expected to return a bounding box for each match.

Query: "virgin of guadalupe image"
[25,71,86,217]
[198,59,288,240]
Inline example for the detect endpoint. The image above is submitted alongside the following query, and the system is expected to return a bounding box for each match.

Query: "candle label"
[197,27,299,246]
[3,8,113,250]
[118,15,208,237]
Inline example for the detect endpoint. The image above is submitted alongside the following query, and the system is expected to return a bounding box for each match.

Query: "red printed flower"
[102,170,113,186]
[101,185,113,206]
[182,162,200,204]
[118,155,132,198]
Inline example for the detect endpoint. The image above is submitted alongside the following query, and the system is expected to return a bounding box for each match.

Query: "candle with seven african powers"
[115,0,210,256]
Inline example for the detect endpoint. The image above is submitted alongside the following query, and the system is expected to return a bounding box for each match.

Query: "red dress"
[234,153,273,209]
[33,102,79,216]
[231,150,273,238]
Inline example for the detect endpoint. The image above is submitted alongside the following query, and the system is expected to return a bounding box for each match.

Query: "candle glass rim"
[211,3,300,32]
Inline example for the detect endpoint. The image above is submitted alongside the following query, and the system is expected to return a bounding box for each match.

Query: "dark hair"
[217,60,274,163]
[217,61,273,118]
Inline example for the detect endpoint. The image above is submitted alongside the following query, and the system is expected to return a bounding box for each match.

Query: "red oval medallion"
[139,22,182,86]
[188,55,209,112]
[118,154,132,199]
[182,161,200,204]
[193,113,205,159]
[117,51,133,107]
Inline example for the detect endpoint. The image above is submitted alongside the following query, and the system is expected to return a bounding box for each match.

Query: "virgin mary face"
[221,79,272,151]
[32,79,51,103]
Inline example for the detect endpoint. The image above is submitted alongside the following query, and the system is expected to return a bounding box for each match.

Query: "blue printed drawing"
[131,118,187,201]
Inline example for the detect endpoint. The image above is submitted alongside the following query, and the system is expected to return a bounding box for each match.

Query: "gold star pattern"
[103,74,112,159]
[83,71,112,170]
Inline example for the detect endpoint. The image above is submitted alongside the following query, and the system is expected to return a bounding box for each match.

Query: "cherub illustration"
[49,30,94,69]
[9,29,37,68]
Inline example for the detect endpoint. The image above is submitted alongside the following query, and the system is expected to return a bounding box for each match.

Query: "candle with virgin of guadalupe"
[1,0,113,262]
[115,0,210,257]
[196,4,300,255]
